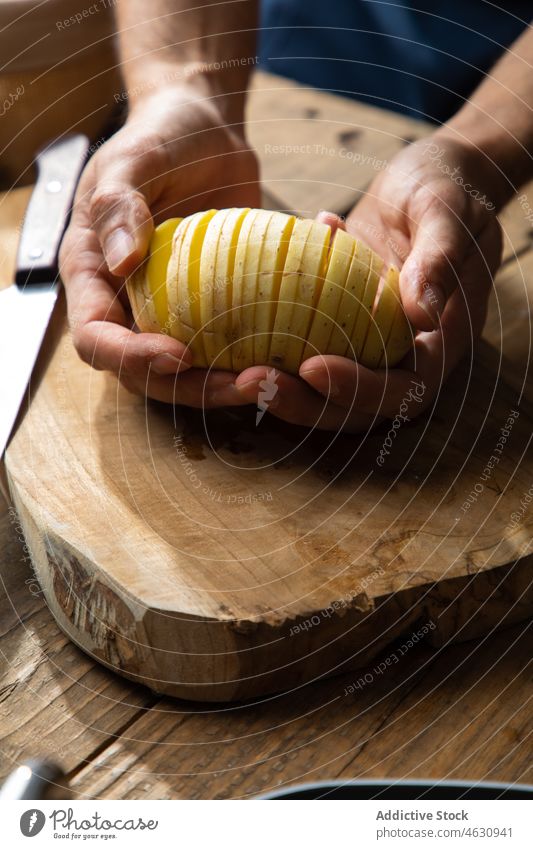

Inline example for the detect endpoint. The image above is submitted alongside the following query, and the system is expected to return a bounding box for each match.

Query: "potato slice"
[126,220,183,333]
[199,208,234,366]
[166,216,193,341]
[169,209,217,367]
[347,250,384,360]
[268,219,330,373]
[146,218,183,330]
[360,266,400,368]
[283,220,331,374]
[327,238,372,357]
[302,228,355,361]
[231,209,260,371]
[203,208,251,370]
[126,263,158,333]
[231,209,275,372]
[267,218,313,370]
[379,287,413,367]
[253,212,295,365]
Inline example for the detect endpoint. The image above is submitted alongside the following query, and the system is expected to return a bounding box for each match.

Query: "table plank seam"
[65,694,160,784]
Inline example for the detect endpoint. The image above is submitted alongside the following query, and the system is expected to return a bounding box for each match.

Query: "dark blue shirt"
[259,1,531,123]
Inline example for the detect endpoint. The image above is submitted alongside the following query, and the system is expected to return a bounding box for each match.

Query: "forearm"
[115,0,259,125]
[438,21,533,211]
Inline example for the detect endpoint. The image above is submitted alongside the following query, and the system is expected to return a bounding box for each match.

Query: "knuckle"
[71,326,93,366]
[70,322,105,371]
[89,186,124,227]
[89,184,150,240]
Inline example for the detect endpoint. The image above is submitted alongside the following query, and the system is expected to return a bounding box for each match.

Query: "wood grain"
[68,620,532,799]
[2,498,530,796]
[0,505,154,787]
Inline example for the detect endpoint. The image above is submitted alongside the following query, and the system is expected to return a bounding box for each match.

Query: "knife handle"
[15,134,90,287]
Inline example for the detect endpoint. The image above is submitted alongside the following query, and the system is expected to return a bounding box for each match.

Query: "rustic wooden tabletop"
[0,72,531,799]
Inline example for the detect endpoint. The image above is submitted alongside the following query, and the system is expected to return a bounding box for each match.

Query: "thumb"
[400,206,473,331]
[89,178,154,276]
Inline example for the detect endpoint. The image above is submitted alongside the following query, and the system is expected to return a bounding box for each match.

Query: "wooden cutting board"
[4,74,533,702]
[4,300,533,700]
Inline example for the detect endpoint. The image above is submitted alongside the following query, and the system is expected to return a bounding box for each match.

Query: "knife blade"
[0,134,89,457]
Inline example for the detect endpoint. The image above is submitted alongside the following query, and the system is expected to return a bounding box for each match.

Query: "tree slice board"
[5,302,533,701]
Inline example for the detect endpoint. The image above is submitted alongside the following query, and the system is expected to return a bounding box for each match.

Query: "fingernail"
[151,353,187,374]
[104,228,135,271]
[300,368,340,397]
[208,384,247,405]
[234,378,258,394]
[233,379,283,410]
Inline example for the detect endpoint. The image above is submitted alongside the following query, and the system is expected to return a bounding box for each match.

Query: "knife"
[0,759,69,800]
[0,134,89,458]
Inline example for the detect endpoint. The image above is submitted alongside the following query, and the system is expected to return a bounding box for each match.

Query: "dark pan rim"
[259,778,533,800]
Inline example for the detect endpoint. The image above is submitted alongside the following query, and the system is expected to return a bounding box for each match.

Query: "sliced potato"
[231,209,274,372]
[147,218,182,329]
[379,283,413,367]
[360,266,400,368]
[303,228,355,361]
[268,219,330,374]
[209,207,251,370]
[348,250,384,360]
[126,222,180,333]
[253,212,295,364]
[327,238,372,357]
[126,208,413,378]
[166,216,192,341]
[126,262,159,333]
[199,209,234,366]
[170,209,217,366]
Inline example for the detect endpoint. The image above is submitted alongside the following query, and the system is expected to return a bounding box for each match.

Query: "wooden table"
[0,72,531,799]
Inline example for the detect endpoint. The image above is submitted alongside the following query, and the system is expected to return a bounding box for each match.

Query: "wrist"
[122,61,251,130]
[435,115,530,213]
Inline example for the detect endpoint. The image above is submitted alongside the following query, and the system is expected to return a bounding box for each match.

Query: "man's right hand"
[59,86,260,406]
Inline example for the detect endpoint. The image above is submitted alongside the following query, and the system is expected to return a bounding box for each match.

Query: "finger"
[234,366,373,431]
[300,355,427,418]
[61,221,193,378]
[85,136,168,275]
[400,194,475,331]
[315,210,346,236]
[120,368,249,408]
[76,320,193,376]
[301,225,500,420]
[89,180,154,275]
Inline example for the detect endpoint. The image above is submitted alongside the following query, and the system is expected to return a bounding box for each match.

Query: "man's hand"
[60,87,259,407]
[235,134,503,431]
